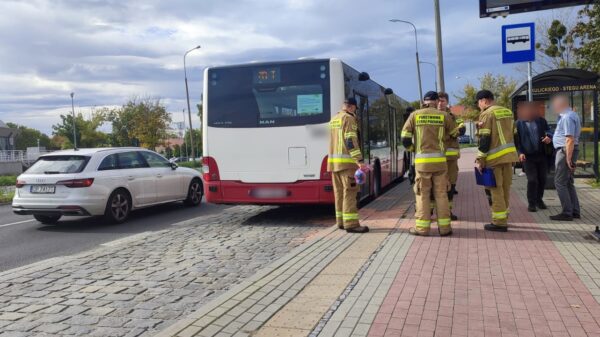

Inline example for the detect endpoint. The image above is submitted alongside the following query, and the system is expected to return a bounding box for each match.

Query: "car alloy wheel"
[185,179,203,206]
[108,191,130,223]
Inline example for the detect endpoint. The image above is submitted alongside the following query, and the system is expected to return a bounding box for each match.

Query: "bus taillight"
[320,156,331,180]
[202,156,220,182]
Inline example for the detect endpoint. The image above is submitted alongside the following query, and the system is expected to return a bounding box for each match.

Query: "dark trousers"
[555,148,580,216]
[523,154,548,207]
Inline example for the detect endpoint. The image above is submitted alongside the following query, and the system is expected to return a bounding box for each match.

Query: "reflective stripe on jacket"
[477,105,518,167]
[445,111,464,159]
[328,110,363,172]
[402,107,454,172]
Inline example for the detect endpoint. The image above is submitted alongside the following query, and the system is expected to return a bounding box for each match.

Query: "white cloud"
[0,0,575,134]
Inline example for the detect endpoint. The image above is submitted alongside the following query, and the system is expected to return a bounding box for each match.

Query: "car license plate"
[30,185,56,194]
[251,188,288,199]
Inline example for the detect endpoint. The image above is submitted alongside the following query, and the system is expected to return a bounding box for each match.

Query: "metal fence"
[0,150,25,162]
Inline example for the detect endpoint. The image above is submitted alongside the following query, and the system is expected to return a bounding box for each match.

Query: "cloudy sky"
[0,0,572,134]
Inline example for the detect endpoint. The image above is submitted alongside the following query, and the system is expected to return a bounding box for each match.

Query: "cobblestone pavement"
[0,205,331,337]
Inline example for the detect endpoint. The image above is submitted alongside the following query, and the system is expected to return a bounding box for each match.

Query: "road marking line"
[0,219,35,228]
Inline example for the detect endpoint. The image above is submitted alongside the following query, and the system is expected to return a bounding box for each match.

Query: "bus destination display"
[253,67,281,84]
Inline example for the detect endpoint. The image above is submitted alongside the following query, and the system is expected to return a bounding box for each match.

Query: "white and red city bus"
[202,58,411,204]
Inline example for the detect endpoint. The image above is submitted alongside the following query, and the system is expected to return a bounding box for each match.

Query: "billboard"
[480,0,591,18]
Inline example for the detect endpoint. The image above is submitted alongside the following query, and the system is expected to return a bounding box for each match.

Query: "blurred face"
[551,96,569,115]
[438,97,449,110]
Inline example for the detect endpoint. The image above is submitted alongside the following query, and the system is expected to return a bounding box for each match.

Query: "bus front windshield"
[207,61,331,128]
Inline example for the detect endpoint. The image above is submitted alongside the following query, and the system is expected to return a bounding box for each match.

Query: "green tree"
[108,98,172,150]
[173,144,182,158]
[182,129,202,158]
[51,112,108,148]
[164,146,173,158]
[5,123,52,150]
[571,1,600,74]
[454,73,518,120]
[535,18,576,70]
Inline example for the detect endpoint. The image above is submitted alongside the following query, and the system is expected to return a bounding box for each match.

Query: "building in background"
[0,120,16,151]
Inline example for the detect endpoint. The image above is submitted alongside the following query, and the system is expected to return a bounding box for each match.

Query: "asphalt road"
[0,200,230,272]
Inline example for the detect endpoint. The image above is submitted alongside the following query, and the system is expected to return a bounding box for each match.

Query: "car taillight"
[56,178,94,188]
[16,180,25,188]
[320,156,331,180]
[202,156,220,182]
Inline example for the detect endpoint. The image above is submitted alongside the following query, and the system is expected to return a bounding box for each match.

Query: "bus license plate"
[30,185,56,194]
[251,188,288,199]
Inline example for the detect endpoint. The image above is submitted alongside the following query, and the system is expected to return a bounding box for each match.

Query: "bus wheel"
[373,165,382,198]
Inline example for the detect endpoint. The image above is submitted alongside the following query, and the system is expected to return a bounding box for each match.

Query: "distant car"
[458,135,473,144]
[13,148,203,224]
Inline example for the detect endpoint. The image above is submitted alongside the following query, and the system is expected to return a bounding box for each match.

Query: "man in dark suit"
[515,102,552,212]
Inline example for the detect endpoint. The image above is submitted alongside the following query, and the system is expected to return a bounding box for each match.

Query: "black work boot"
[549,213,573,221]
[346,226,369,233]
[537,201,547,210]
[451,213,458,221]
[484,223,508,232]
[451,184,458,195]
[528,205,537,212]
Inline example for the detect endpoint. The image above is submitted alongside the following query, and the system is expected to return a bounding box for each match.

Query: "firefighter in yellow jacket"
[328,98,369,233]
[475,90,518,232]
[402,91,454,236]
[438,92,465,220]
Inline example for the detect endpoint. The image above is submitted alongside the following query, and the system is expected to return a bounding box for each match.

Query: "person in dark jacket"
[515,102,552,212]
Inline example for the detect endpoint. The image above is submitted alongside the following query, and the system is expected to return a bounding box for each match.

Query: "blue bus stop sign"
[502,22,535,64]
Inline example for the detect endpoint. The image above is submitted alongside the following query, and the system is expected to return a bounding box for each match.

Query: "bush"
[177,161,201,168]
[0,190,14,203]
[0,175,17,187]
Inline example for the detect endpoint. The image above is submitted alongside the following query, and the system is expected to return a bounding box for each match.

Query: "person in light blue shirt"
[550,94,581,221]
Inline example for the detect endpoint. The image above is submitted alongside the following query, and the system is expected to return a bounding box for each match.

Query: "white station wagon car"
[12,148,203,224]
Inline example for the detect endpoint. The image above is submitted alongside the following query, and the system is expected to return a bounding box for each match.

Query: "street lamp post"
[70,92,77,149]
[433,0,446,92]
[389,19,423,101]
[182,109,189,159]
[419,61,438,92]
[184,45,201,161]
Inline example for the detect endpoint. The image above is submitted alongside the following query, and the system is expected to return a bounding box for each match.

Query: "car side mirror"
[170,162,178,170]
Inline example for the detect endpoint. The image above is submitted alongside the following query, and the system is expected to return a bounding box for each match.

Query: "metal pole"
[594,90,599,180]
[70,92,77,149]
[389,20,423,101]
[416,51,424,101]
[433,0,446,92]
[184,45,201,161]
[182,109,189,159]
[527,62,533,102]
[420,61,437,92]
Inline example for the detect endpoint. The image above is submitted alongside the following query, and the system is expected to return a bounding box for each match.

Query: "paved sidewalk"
[158,149,600,337]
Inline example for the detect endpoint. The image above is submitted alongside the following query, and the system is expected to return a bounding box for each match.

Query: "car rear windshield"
[207,60,331,128]
[26,155,90,174]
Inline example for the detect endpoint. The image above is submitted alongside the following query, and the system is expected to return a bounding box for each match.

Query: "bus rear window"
[207,61,331,128]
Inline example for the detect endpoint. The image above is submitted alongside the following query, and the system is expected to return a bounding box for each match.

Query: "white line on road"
[0,219,35,228]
